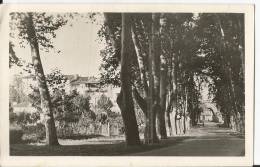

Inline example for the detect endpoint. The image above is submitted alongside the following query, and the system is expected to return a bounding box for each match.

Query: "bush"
[22,123,46,143]
[10,127,23,144]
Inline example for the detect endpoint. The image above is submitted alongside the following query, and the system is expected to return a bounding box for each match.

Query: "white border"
[0,4,255,167]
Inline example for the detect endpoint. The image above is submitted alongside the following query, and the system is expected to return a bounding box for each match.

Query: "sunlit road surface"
[131,122,245,156]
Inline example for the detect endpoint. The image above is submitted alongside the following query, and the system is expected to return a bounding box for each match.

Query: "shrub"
[10,126,23,144]
[22,123,46,143]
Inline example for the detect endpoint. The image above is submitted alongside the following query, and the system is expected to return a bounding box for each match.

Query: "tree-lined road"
[131,122,245,156]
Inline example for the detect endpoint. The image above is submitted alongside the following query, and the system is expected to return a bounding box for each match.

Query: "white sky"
[10,15,105,77]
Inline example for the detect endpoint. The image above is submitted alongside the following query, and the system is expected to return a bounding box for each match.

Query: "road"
[131,122,245,156]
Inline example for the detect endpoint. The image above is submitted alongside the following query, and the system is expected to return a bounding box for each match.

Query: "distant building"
[200,109,213,122]
[199,101,223,123]
[10,74,121,114]
[63,74,120,113]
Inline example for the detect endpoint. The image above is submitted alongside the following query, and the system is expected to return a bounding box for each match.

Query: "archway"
[199,102,223,123]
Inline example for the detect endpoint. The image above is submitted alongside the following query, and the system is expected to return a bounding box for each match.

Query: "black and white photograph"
[0,4,254,167]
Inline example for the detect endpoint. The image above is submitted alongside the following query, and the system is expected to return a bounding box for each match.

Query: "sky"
[10,14,105,77]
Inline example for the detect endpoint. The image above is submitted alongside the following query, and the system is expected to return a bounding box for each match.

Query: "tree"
[99,13,141,145]
[96,94,113,124]
[158,14,170,139]
[10,12,68,145]
[26,13,59,145]
[196,13,245,133]
[117,13,141,146]
[98,12,245,144]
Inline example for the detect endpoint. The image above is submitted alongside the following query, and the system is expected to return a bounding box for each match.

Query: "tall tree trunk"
[131,20,150,141]
[157,13,168,139]
[227,62,240,132]
[159,61,167,139]
[117,13,140,146]
[131,22,149,97]
[183,87,188,134]
[175,50,182,135]
[152,13,161,142]
[166,110,172,136]
[166,91,176,136]
[146,13,161,144]
[25,13,59,146]
[166,37,177,136]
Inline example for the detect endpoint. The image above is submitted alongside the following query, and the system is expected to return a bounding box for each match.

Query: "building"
[10,74,121,114]
[200,108,213,122]
[199,101,223,123]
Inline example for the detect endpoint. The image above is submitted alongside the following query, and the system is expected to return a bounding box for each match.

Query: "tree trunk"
[133,88,147,116]
[131,21,150,141]
[145,13,161,144]
[183,87,188,134]
[157,13,168,139]
[131,23,149,97]
[224,113,231,128]
[25,13,59,146]
[175,113,178,135]
[166,110,172,136]
[159,64,167,139]
[117,13,140,146]
[103,13,121,56]
[165,92,176,136]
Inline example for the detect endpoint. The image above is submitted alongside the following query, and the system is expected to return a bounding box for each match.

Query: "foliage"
[59,91,92,123]
[46,68,68,94]
[196,14,245,121]
[99,13,245,137]
[96,94,115,124]
[9,12,68,52]
[97,94,113,113]
[98,13,122,87]
[9,42,22,68]
[9,76,29,104]
[22,123,46,143]
[11,111,40,127]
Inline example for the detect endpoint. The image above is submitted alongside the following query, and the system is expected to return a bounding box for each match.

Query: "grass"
[10,137,191,156]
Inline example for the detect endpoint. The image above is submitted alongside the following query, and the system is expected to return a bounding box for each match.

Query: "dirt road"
[131,122,245,156]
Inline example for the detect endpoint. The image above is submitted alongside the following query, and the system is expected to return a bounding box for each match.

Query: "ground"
[131,122,245,156]
[10,122,244,156]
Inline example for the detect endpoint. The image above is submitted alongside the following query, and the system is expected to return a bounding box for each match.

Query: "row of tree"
[100,13,245,145]
[9,12,245,146]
